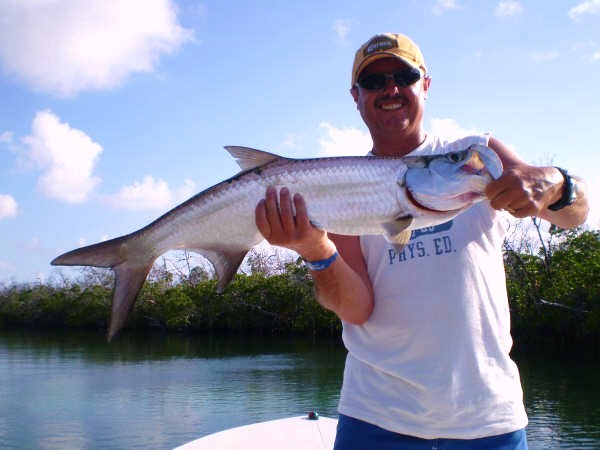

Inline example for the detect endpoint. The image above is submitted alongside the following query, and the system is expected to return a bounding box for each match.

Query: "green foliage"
[134,286,195,330]
[506,229,600,346]
[0,283,110,328]
[1,230,597,348]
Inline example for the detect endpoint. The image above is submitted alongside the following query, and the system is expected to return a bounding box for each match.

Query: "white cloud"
[333,19,352,39]
[495,1,523,17]
[569,0,600,20]
[0,194,18,220]
[571,41,600,61]
[433,0,462,15]
[109,176,171,211]
[23,110,102,204]
[530,51,559,63]
[430,118,520,153]
[317,122,372,156]
[430,118,481,141]
[107,176,196,211]
[0,0,193,97]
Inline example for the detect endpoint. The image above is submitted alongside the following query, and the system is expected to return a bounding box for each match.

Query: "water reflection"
[513,348,600,449]
[0,328,344,361]
[0,329,346,449]
[0,329,598,449]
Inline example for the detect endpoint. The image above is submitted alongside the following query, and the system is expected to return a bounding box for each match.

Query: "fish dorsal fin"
[224,146,284,171]
[382,215,414,252]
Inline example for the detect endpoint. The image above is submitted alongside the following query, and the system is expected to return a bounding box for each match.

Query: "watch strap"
[548,167,576,211]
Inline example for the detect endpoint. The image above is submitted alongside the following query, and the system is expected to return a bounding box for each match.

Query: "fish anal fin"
[224,146,285,171]
[382,215,414,252]
[107,262,154,341]
[198,248,250,293]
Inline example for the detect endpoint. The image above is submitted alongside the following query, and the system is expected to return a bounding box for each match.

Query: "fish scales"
[145,156,404,255]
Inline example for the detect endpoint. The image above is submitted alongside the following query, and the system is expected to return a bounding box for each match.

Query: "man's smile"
[380,102,404,111]
[377,96,407,111]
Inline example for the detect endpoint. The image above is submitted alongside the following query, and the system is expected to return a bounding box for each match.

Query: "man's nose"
[382,76,401,94]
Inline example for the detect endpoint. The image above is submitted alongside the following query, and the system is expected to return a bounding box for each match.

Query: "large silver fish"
[52,144,502,340]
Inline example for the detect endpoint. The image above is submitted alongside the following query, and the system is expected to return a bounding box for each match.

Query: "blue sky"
[1,0,599,284]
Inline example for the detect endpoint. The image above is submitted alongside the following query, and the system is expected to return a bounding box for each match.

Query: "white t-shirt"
[337,134,528,439]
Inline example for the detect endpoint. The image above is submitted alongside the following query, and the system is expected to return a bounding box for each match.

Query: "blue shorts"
[333,414,528,450]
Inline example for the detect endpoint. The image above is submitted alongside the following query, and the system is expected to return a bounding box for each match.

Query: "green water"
[0,329,598,449]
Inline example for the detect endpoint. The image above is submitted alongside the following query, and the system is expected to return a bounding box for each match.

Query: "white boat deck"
[173,415,338,450]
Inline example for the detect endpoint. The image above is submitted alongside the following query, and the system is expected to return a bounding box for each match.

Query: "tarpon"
[51,144,502,340]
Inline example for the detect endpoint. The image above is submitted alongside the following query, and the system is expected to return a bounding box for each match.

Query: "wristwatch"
[548,167,577,211]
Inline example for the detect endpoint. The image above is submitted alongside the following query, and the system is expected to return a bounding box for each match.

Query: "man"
[256,33,589,449]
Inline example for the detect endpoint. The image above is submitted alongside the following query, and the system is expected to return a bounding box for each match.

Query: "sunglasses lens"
[393,68,421,87]
[357,73,387,90]
[357,68,422,90]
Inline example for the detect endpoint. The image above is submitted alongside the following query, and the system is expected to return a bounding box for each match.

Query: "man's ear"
[350,86,359,103]
[423,76,431,94]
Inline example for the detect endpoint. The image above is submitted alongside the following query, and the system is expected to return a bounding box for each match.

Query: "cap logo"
[363,36,397,56]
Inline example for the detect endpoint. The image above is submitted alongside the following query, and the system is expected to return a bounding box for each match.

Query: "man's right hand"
[254,186,337,262]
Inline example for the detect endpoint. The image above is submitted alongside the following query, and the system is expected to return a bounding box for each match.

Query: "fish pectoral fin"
[382,215,414,252]
[200,248,249,293]
[224,146,286,171]
[108,261,154,341]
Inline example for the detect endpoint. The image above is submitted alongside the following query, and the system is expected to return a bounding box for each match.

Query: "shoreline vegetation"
[1,227,598,350]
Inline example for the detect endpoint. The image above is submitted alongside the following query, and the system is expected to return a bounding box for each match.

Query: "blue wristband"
[303,251,339,271]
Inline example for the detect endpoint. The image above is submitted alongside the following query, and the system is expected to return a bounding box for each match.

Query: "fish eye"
[447,151,467,163]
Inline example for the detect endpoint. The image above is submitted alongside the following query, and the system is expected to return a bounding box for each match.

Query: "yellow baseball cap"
[351,33,427,87]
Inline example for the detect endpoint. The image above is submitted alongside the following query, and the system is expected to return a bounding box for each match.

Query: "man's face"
[351,57,430,144]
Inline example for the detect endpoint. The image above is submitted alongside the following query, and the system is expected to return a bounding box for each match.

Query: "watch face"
[569,179,578,202]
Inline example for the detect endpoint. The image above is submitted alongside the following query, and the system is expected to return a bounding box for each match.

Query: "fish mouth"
[406,188,446,212]
[406,188,483,213]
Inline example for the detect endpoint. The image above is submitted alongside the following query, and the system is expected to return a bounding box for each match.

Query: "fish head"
[402,144,503,212]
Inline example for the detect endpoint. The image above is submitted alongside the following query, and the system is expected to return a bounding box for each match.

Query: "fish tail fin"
[51,235,130,268]
[107,261,154,341]
[51,235,155,341]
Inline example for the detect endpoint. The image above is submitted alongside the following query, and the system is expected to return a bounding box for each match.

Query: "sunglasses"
[356,67,422,90]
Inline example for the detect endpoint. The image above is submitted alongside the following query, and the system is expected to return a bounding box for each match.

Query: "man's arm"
[255,186,374,324]
[485,136,589,229]
[318,233,374,324]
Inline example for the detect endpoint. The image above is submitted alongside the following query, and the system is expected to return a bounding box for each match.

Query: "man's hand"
[485,165,564,218]
[255,186,336,261]
[486,136,589,228]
